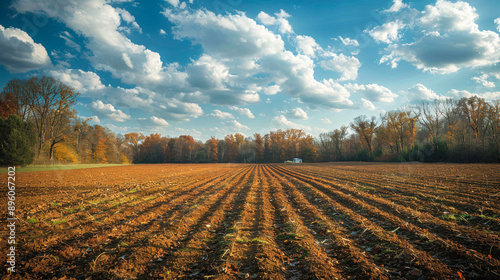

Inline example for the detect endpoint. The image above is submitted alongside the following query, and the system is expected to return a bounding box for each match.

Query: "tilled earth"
[1,162,499,279]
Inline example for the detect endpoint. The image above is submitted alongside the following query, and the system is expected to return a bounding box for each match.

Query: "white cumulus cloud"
[209,110,234,119]
[257,10,293,34]
[472,74,495,88]
[375,0,500,74]
[273,115,311,131]
[385,0,408,13]
[226,120,250,131]
[48,68,105,94]
[406,84,448,103]
[295,35,322,57]
[229,106,255,119]
[89,100,131,122]
[263,85,281,95]
[0,25,51,73]
[361,98,376,110]
[320,52,361,81]
[368,21,404,44]
[346,83,398,103]
[12,0,186,88]
[338,36,359,47]
[288,108,308,120]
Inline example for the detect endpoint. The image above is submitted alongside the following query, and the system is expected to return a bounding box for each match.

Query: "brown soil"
[1,163,499,279]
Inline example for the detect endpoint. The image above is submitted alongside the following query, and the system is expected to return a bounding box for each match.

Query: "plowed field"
[1,163,499,279]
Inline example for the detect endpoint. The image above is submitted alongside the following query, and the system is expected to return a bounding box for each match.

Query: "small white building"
[292,158,302,163]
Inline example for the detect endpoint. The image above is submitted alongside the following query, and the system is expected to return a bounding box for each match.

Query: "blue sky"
[0,0,499,141]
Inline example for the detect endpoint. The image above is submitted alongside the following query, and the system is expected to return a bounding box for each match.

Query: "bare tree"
[331,126,348,160]
[0,78,32,121]
[24,77,79,159]
[351,116,377,152]
[417,100,444,142]
[457,96,490,139]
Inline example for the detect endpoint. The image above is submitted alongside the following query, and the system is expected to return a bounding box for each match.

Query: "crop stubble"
[1,163,499,279]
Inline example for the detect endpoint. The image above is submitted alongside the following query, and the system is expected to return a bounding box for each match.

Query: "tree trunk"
[49,140,56,161]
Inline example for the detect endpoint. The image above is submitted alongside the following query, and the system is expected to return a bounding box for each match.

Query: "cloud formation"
[0,25,51,73]
[346,83,398,103]
[209,110,234,119]
[229,106,255,119]
[372,0,500,74]
[273,115,311,131]
[472,74,495,88]
[257,10,293,34]
[361,98,376,110]
[13,0,187,89]
[89,100,131,122]
[405,84,447,103]
[368,21,403,44]
[287,108,308,120]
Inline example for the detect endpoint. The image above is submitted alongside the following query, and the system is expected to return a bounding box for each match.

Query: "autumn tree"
[92,125,108,163]
[457,96,490,139]
[0,91,17,118]
[0,78,30,120]
[331,126,348,160]
[379,110,418,154]
[417,100,445,142]
[26,77,79,159]
[206,137,219,163]
[224,134,238,162]
[253,133,264,163]
[217,139,226,163]
[284,129,305,159]
[486,100,500,161]
[299,134,317,161]
[317,132,333,161]
[125,132,145,162]
[137,134,165,163]
[1,77,79,161]
[351,115,377,152]
[178,135,197,162]
[239,138,255,163]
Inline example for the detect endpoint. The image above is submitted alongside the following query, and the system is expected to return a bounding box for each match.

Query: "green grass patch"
[355,184,374,192]
[51,219,67,226]
[250,238,269,244]
[479,214,498,220]
[281,222,296,233]
[236,237,246,244]
[50,202,62,208]
[143,195,157,202]
[277,233,297,240]
[65,207,77,214]
[27,218,38,224]
[0,163,128,173]
[441,213,458,220]
[234,237,268,244]
[123,188,138,195]
[441,212,472,221]
[89,199,106,206]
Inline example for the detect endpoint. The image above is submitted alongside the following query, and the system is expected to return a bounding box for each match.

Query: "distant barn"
[292,158,302,163]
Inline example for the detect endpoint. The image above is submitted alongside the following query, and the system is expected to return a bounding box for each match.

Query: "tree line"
[1,76,498,165]
[132,129,317,164]
[318,98,499,163]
